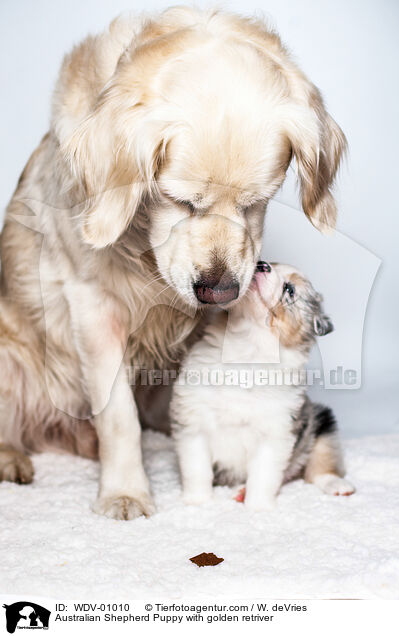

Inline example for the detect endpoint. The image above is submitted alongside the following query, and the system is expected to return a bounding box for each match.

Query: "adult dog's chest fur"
[101,226,204,371]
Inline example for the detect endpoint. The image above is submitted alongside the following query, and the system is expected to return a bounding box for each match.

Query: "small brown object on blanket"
[189,552,224,567]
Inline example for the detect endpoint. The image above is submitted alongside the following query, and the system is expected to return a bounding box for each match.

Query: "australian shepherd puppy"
[171,262,355,511]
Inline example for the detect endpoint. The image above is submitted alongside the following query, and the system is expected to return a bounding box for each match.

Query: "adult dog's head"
[56,7,346,308]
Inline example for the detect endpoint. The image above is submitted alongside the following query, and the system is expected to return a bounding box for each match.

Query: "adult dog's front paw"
[92,493,156,520]
[0,444,34,484]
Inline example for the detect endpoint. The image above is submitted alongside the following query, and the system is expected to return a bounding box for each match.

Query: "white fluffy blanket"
[1,431,398,599]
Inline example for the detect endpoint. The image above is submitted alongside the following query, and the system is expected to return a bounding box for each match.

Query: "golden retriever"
[0,7,346,519]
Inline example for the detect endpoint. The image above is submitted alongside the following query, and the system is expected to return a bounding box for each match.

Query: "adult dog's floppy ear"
[62,88,170,248]
[286,89,347,233]
[225,14,347,233]
[57,20,197,249]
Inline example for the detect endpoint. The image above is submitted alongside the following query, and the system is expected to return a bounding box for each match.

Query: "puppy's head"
[59,8,346,308]
[244,261,333,348]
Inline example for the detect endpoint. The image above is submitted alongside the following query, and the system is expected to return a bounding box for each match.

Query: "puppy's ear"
[313,313,334,337]
[286,91,347,233]
[61,88,170,248]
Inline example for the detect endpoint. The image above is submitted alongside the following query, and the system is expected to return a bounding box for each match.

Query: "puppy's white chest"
[200,386,283,475]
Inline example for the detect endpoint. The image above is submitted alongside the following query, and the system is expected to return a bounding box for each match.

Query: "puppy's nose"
[256,261,272,273]
[193,271,239,304]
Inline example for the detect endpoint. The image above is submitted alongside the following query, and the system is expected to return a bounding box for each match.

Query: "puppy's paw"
[315,474,355,497]
[244,495,276,512]
[182,489,213,506]
[0,444,34,484]
[92,493,156,520]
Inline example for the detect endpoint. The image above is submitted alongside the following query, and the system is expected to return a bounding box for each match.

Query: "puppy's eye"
[179,200,195,213]
[283,282,295,301]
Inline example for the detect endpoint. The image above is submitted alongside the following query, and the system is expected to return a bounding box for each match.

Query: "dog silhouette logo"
[2,602,50,633]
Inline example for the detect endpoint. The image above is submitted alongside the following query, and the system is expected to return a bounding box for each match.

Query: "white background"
[0,0,398,436]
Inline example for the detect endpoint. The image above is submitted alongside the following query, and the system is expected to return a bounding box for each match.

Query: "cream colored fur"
[0,7,346,519]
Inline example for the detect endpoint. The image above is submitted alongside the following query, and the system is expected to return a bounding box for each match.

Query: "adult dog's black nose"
[193,271,239,305]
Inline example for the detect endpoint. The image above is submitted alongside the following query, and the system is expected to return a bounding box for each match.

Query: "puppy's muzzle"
[193,271,239,305]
